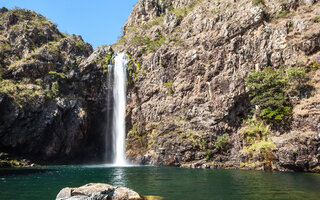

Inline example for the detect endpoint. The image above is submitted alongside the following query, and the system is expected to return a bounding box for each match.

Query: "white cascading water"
[112,53,129,166]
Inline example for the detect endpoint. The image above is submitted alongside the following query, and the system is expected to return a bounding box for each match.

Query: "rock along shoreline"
[56,183,143,200]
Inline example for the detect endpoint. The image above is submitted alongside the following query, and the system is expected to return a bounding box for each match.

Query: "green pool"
[0,165,320,200]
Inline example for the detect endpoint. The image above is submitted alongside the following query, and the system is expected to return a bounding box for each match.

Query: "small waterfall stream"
[110,53,129,166]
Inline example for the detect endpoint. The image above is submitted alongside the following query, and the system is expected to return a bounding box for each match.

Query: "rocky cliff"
[114,0,320,172]
[0,7,113,165]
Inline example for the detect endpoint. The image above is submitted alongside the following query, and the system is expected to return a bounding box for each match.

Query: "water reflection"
[110,167,127,187]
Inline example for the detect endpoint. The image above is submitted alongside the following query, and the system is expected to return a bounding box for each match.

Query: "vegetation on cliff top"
[0,8,94,106]
[115,0,204,54]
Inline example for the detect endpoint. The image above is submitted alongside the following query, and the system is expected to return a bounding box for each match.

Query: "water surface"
[0,165,320,200]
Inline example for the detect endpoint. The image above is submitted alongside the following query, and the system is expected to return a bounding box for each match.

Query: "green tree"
[245,67,290,122]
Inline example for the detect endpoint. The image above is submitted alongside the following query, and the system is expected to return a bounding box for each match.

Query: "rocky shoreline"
[0,152,38,168]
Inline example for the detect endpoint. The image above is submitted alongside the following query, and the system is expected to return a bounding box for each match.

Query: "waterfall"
[104,61,114,163]
[111,53,129,166]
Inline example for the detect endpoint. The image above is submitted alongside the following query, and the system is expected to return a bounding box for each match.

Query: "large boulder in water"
[56,183,143,200]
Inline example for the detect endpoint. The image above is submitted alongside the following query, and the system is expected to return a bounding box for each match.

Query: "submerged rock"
[56,183,143,200]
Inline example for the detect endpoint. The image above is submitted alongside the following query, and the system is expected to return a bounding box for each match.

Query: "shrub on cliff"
[163,81,174,96]
[245,66,308,124]
[246,66,311,128]
[241,118,270,146]
[214,133,229,151]
[241,140,276,163]
[245,67,290,122]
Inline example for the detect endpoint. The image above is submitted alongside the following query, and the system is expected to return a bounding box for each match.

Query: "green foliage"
[171,8,188,23]
[0,41,11,51]
[97,51,113,72]
[241,118,270,145]
[35,78,44,86]
[75,40,85,51]
[38,30,45,39]
[48,71,66,79]
[205,149,212,161]
[309,61,319,71]
[45,71,68,97]
[145,34,166,52]
[313,16,320,23]
[277,10,289,18]
[260,105,291,121]
[176,128,206,151]
[252,0,265,6]
[126,52,145,88]
[245,66,307,124]
[126,123,148,153]
[163,81,173,87]
[164,80,174,96]
[51,81,59,96]
[214,133,229,151]
[131,35,151,46]
[7,8,63,44]
[242,141,276,160]
[241,118,276,165]
[169,35,184,46]
[245,67,290,123]
[42,41,60,59]
[129,34,165,53]
[287,67,306,85]
[241,115,277,167]
[143,16,165,29]
[0,79,44,106]
[191,135,206,150]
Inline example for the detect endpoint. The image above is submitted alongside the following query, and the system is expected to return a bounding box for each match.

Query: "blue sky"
[2,0,138,49]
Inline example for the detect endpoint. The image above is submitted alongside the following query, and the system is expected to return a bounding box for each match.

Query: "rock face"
[56,183,143,200]
[114,0,320,172]
[0,8,113,164]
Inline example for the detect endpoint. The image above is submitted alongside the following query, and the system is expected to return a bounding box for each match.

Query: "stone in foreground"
[56,183,143,200]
